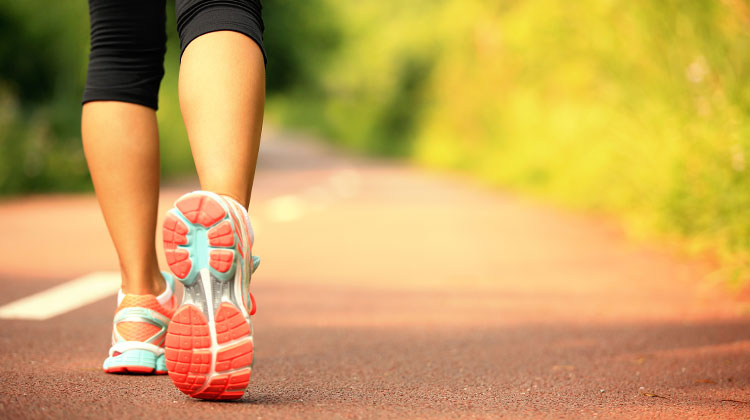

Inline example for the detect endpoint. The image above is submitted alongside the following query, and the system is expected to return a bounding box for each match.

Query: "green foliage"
[263,0,341,93]
[0,0,90,194]
[2,0,749,279]
[270,0,750,278]
[268,0,440,156]
[0,0,340,195]
[0,0,203,194]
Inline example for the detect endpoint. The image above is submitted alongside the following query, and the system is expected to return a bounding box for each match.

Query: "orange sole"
[165,304,253,400]
[104,366,167,375]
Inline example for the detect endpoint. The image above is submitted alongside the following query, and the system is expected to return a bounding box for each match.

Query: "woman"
[82,0,265,400]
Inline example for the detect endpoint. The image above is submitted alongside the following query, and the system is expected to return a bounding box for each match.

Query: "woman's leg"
[178,30,265,207]
[82,0,168,295]
[161,1,265,399]
[81,102,164,295]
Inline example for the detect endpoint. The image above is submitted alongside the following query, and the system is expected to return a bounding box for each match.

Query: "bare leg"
[82,101,165,295]
[178,31,265,207]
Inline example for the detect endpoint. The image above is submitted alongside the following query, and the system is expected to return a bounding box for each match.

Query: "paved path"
[1,130,749,419]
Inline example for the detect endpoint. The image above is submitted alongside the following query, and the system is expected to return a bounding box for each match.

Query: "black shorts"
[82,0,265,110]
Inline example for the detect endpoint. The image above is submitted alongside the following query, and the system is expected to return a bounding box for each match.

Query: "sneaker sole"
[162,192,253,400]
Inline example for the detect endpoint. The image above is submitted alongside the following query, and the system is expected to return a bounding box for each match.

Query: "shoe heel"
[165,303,252,400]
[163,192,238,286]
[103,348,161,374]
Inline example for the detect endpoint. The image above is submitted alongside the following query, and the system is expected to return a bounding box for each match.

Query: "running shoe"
[103,272,177,374]
[162,191,259,400]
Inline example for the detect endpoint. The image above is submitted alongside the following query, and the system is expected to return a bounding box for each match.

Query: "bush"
[0,1,90,194]
[269,0,750,282]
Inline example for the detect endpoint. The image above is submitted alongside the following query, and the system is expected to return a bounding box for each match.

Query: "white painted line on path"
[0,272,120,320]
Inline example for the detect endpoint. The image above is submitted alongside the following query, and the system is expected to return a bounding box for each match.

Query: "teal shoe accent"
[103,349,161,373]
[252,255,260,273]
[167,206,238,285]
[155,354,167,373]
[161,271,175,292]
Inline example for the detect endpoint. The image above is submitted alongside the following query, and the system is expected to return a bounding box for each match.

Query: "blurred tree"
[263,0,341,93]
[0,0,89,194]
[0,6,57,104]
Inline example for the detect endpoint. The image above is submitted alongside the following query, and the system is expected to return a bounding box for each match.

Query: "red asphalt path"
[1,130,749,419]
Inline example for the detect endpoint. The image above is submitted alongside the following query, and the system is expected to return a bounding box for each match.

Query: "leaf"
[694,379,717,384]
